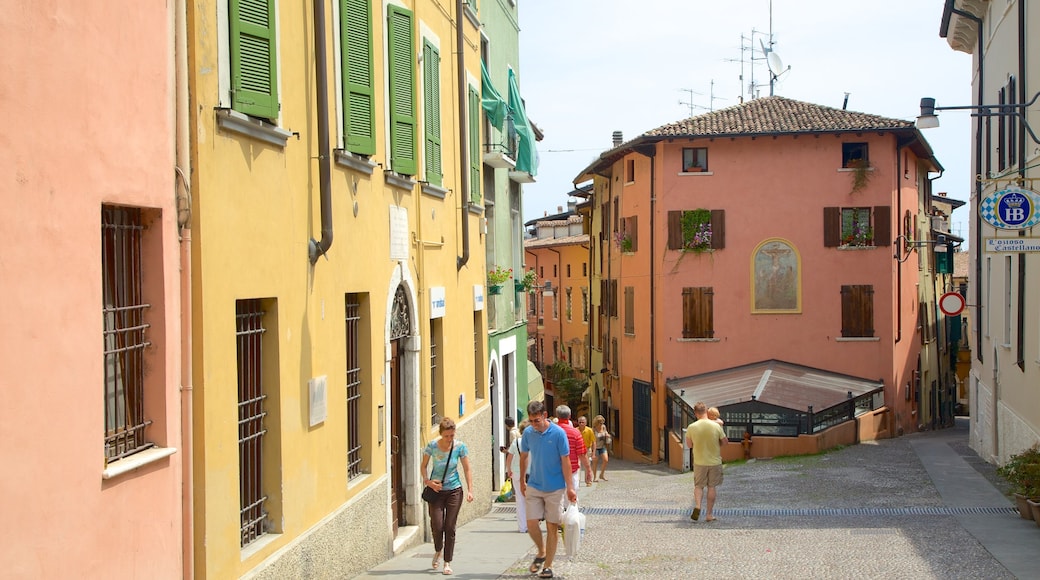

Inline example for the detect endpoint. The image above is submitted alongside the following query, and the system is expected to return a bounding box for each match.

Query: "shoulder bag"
[422,440,455,503]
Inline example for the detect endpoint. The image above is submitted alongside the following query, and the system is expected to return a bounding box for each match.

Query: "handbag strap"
[436,440,455,482]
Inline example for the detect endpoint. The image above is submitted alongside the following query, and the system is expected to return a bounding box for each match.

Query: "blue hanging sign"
[978,186,1040,230]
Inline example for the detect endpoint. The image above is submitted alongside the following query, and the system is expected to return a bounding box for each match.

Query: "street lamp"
[916,91,1040,144]
[893,233,961,263]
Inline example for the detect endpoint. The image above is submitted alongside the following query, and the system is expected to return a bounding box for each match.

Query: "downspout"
[456,0,470,270]
[896,141,903,344]
[308,0,333,264]
[174,0,193,575]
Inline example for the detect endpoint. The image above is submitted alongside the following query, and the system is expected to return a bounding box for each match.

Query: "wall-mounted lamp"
[893,234,962,263]
[916,92,1040,144]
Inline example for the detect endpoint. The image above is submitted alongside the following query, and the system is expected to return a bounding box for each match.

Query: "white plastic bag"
[561,503,585,558]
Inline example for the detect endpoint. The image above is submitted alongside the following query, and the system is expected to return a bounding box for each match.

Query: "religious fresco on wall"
[752,239,800,313]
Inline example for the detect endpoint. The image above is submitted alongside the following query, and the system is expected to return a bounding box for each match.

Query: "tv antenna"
[736,0,791,100]
[679,82,726,116]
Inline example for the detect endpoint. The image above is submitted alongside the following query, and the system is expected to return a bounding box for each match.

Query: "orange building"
[576,97,940,463]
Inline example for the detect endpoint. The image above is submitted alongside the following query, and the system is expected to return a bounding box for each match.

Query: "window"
[566,264,571,277]
[582,262,587,277]
[345,294,365,480]
[619,216,638,252]
[552,293,558,320]
[102,206,153,462]
[422,39,442,184]
[841,142,868,168]
[667,209,725,251]
[468,86,481,202]
[632,380,652,453]
[682,147,708,172]
[430,319,441,424]
[823,206,890,248]
[230,0,279,120]
[581,288,589,323]
[237,298,280,547]
[682,287,714,339]
[840,285,874,337]
[625,158,635,182]
[341,0,375,155]
[566,288,573,322]
[624,286,634,335]
[387,5,417,175]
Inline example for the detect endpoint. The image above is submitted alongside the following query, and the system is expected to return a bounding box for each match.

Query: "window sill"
[837,245,878,251]
[624,180,635,186]
[462,3,480,27]
[679,170,713,176]
[680,248,714,254]
[102,446,177,480]
[999,342,1012,350]
[835,337,880,342]
[241,532,281,561]
[421,183,448,199]
[385,171,416,191]
[347,471,373,491]
[838,166,875,173]
[677,337,720,343]
[334,150,376,175]
[467,202,484,215]
[216,109,292,148]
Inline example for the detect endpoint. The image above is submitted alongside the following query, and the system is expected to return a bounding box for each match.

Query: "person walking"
[519,400,577,579]
[504,419,529,533]
[421,417,475,575]
[556,405,590,492]
[577,416,595,486]
[684,402,727,522]
[591,415,611,482]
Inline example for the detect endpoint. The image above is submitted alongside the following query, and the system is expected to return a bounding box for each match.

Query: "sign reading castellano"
[985,238,1040,253]
[978,186,1040,230]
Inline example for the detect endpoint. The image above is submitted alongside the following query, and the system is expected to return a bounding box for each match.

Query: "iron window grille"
[345,295,363,480]
[237,299,269,547]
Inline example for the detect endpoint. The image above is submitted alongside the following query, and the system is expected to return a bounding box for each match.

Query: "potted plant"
[848,158,872,194]
[519,269,538,293]
[614,231,633,253]
[997,443,1040,520]
[681,209,712,253]
[487,265,513,295]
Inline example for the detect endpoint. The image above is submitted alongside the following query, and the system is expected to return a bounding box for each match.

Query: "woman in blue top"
[421,416,474,575]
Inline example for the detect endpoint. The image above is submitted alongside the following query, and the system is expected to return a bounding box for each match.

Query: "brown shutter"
[667,211,682,250]
[610,279,618,317]
[682,287,714,338]
[710,209,725,249]
[700,287,715,338]
[824,207,841,247]
[873,205,891,246]
[841,285,874,337]
[682,287,694,338]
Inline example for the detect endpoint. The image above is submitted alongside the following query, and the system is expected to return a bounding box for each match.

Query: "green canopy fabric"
[480,62,507,129]
[507,69,538,175]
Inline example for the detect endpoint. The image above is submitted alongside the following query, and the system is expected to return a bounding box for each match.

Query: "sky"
[515,0,974,240]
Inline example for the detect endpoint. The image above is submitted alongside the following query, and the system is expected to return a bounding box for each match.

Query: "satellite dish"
[767,51,784,76]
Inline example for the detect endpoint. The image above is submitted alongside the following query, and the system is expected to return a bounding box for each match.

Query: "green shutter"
[387,6,417,176]
[230,0,279,120]
[469,86,480,203]
[341,0,375,155]
[423,40,442,186]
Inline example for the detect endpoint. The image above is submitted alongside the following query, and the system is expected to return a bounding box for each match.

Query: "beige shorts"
[693,464,724,488]
[524,487,565,524]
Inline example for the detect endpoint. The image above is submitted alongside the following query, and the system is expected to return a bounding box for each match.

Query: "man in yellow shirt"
[577,416,595,486]
[684,402,727,522]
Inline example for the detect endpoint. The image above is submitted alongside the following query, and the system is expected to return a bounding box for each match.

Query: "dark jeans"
[429,486,463,562]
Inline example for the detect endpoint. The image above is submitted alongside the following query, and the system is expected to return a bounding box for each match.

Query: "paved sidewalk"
[355,419,1040,579]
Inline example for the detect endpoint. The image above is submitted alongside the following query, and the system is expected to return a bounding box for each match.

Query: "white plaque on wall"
[389,205,409,260]
[430,286,446,319]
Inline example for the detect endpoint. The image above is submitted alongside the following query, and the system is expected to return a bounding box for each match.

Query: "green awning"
[480,62,507,129]
[507,69,538,175]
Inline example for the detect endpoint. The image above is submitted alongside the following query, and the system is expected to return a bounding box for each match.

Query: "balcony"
[484,118,518,169]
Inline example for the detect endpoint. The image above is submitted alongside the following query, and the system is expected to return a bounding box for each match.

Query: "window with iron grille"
[632,379,652,453]
[237,299,271,547]
[552,293,558,320]
[102,206,153,462]
[682,287,714,339]
[840,285,874,338]
[581,288,589,323]
[345,294,364,480]
[430,318,441,423]
[474,312,484,400]
[624,286,634,335]
[566,288,572,322]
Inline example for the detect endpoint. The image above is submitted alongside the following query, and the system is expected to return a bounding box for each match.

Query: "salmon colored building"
[577,97,941,463]
[0,2,186,577]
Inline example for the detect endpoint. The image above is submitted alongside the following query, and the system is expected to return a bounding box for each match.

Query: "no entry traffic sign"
[939,292,966,317]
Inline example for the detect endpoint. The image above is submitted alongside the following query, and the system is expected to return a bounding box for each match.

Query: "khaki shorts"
[693,464,724,488]
[524,487,565,524]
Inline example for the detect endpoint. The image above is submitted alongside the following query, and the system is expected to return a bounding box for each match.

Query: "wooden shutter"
[469,87,481,202]
[710,209,726,249]
[610,279,618,317]
[823,207,841,247]
[841,285,874,337]
[682,287,714,339]
[667,211,682,250]
[873,205,891,246]
[341,0,375,154]
[422,40,442,185]
[230,0,279,120]
[387,6,417,175]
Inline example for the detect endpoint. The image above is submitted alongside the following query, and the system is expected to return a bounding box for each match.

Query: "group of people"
[422,402,612,578]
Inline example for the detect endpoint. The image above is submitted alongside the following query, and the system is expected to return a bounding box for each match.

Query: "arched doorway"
[388,284,412,535]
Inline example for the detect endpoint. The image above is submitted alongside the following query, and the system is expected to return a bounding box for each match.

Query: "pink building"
[578,97,938,463]
[0,3,185,577]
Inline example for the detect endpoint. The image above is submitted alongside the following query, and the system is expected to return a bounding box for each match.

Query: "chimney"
[567,200,577,213]
[557,206,563,214]
[612,130,623,147]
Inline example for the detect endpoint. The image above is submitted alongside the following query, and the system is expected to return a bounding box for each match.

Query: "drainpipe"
[308,0,333,264]
[456,0,470,270]
[174,0,193,575]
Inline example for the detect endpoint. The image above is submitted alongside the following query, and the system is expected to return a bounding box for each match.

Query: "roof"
[953,251,970,279]
[523,233,588,249]
[666,359,883,413]
[575,96,939,181]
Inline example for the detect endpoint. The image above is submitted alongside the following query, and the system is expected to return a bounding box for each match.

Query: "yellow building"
[187,1,491,577]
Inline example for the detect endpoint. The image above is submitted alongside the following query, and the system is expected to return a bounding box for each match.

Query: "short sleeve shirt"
[581,426,595,453]
[520,422,570,492]
[424,440,469,490]
[686,419,726,466]
[559,420,585,474]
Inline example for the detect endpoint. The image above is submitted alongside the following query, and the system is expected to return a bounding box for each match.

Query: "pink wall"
[0,3,183,577]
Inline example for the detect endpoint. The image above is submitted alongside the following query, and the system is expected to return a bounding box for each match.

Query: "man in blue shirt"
[519,400,576,579]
